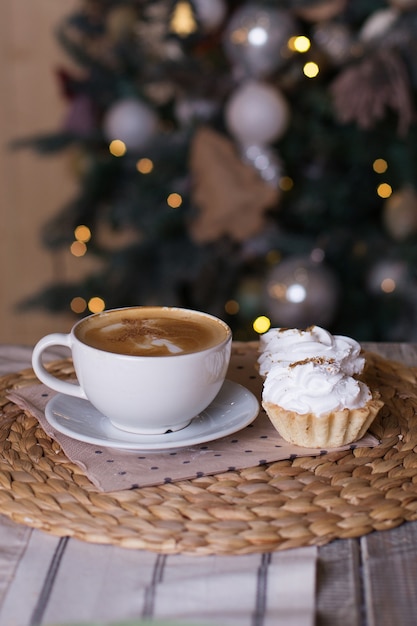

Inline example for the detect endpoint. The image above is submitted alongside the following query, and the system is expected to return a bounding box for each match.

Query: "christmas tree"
[15,0,417,341]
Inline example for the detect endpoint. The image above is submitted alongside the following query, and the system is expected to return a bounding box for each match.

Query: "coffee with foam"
[75,306,229,356]
[32,306,232,434]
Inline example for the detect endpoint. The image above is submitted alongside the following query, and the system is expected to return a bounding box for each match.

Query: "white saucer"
[44,380,259,450]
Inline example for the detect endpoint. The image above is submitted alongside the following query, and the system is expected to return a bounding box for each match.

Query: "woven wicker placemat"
[1,348,417,555]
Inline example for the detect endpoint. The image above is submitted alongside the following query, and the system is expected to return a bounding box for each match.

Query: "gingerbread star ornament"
[189,127,280,243]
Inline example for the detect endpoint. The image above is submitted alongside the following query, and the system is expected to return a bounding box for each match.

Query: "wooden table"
[0,343,416,626]
[317,342,417,626]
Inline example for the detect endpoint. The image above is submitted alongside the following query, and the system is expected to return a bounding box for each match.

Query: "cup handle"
[32,333,87,399]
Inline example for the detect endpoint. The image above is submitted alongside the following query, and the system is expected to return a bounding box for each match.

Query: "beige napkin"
[7,343,379,493]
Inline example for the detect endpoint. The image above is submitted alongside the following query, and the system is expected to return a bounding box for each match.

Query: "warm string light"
[303,61,319,78]
[74,225,91,242]
[69,226,105,314]
[167,193,182,208]
[70,225,91,258]
[136,158,154,174]
[109,139,127,157]
[288,36,319,78]
[288,35,311,53]
[373,158,388,173]
[70,296,106,314]
[377,182,392,198]
[70,297,87,314]
[88,297,105,313]
[373,158,392,198]
[70,241,87,257]
[370,157,400,293]
[253,316,271,334]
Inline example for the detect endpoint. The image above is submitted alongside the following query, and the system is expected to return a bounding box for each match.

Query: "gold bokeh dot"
[377,182,392,198]
[109,140,126,157]
[289,35,311,53]
[136,158,154,174]
[88,297,105,313]
[74,225,91,243]
[70,241,87,257]
[70,297,87,314]
[373,158,388,174]
[253,316,271,334]
[303,61,319,78]
[167,193,182,208]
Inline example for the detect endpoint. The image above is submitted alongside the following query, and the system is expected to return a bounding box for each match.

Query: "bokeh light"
[253,315,271,334]
[70,297,87,314]
[109,140,127,157]
[303,61,319,78]
[167,193,182,208]
[381,278,396,293]
[70,241,87,257]
[136,158,154,174]
[377,183,392,198]
[74,225,91,243]
[288,35,311,53]
[88,297,105,313]
[373,158,388,174]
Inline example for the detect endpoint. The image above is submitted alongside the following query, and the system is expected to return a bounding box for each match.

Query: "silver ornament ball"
[263,256,339,328]
[223,4,297,78]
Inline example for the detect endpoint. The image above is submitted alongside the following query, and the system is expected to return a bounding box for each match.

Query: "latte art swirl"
[76,307,229,356]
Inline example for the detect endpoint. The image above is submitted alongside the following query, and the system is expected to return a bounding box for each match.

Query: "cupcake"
[261,356,383,448]
[258,325,365,378]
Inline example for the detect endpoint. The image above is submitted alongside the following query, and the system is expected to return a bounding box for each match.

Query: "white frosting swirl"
[262,358,371,416]
[258,326,364,377]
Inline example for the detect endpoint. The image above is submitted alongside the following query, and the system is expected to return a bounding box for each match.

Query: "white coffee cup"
[32,306,232,434]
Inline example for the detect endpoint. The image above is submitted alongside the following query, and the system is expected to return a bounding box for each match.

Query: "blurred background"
[3,0,417,346]
[1,1,79,344]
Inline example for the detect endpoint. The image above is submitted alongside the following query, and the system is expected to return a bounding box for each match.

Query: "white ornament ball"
[225,81,290,146]
[193,0,227,32]
[103,98,158,151]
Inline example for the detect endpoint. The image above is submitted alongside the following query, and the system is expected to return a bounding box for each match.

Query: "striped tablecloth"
[0,344,317,626]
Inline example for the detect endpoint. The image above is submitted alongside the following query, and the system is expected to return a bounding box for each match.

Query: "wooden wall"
[0,0,84,346]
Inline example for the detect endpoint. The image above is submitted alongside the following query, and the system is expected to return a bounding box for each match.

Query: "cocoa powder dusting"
[289,357,335,368]
[109,318,166,343]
